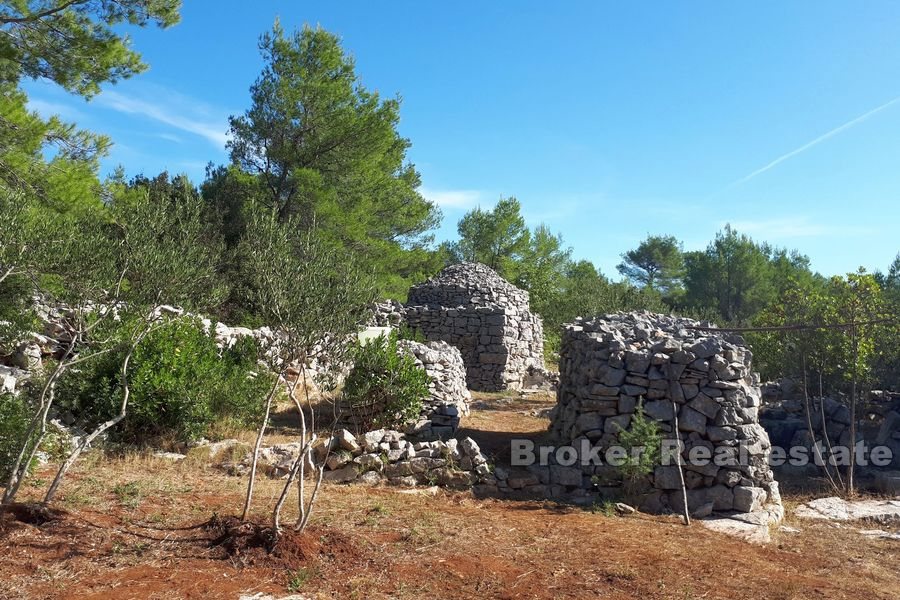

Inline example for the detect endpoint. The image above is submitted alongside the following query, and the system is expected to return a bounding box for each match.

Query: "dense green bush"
[57,318,272,444]
[0,275,38,355]
[0,391,35,481]
[342,331,429,431]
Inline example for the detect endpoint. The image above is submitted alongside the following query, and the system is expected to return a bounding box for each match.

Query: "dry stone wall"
[760,381,900,470]
[373,263,544,392]
[230,429,493,489]
[337,339,471,440]
[399,340,471,439]
[548,312,782,517]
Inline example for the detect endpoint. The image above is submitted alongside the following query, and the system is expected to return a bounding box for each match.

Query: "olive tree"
[40,183,226,504]
[235,207,373,537]
[1,206,121,505]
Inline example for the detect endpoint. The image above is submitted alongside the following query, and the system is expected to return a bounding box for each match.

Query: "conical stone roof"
[407,263,530,308]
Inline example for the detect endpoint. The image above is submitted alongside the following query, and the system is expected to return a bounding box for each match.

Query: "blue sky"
[23,1,900,278]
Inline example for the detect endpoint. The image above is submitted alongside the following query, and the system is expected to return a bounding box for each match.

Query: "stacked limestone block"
[233,429,492,488]
[760,383,900,470]
[549,312,782,517]
[321,429,492,487]
[402,263,544,391]
[399,340,472,439]
[370,299,406,327]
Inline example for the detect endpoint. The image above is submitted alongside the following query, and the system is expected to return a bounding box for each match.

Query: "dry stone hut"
[400,263,545,392]
[549,312,782,517]
[337,338,471,440]
[399,340,472,439]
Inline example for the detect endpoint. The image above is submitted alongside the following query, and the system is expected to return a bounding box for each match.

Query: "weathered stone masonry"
[373,263,545,392]
[548,312,782,517]
[398,339,471,440]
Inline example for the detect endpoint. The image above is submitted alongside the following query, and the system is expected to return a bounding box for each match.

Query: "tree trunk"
[2,338,77,505]
[272,367,306,537]
[44,325,152,504]
[241,375,282,521]
[800,356,840,493]
[848,326,859,496]
[671,401,690,526]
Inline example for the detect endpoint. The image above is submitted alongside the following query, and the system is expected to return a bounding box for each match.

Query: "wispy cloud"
[156,132,184,143]
[26,98,84,121]
[725,95,900,189]
[723,217,874,239]
[523,200,581,225]
[97,88,230,148]
[420,186,486,209]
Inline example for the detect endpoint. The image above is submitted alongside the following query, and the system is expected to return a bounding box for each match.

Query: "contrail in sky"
[725,94,900,190]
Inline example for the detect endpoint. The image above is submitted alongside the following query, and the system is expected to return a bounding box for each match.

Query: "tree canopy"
[1,0,180,96]
[616,234,684,295]
[216,23,440,299]
[447,196,530,277]
[681,225,779,323]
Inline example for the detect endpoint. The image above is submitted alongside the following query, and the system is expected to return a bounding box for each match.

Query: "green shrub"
[606,400,663,504]
[614,401,662,480]
[0,391,36,481]
[543,329,561,365]
[342,331,429,431]
[0,274,38,355]
[57,317,272,444]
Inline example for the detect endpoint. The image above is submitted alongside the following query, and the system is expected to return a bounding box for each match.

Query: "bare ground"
[1,392,898,600]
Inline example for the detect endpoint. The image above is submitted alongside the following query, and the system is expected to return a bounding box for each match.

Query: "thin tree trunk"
[848,326,859,496]
[297,460,327,532]
[272,437,312,537]
[272,367,306,537]
[2,338,76,505]
[800,355,840,493]
[241,375,282,521]
[296,366,311,526]
[294,365,332,532]
[815,367,844,491]
[43,326,152,504]
[0,265,17,286]
[671,401,690,526]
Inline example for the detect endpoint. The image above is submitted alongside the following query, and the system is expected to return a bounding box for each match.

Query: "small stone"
[614,502,636,515]
[358,471,382,486]
[460,437,481,457]
[337,429,360,452]
[550,465,583,487]
[732,485,767,513]
[326,452,351,470]
[362,429,386,452]
[678,406,707,435]
[653,466,683,490]
[323,465,358,483]
[692,501,714,518]
[353,453,384,472]
[153,451,186,461]
[643,400,675,421]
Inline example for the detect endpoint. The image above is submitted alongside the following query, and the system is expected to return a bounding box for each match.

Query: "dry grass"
[1,391,898,599]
